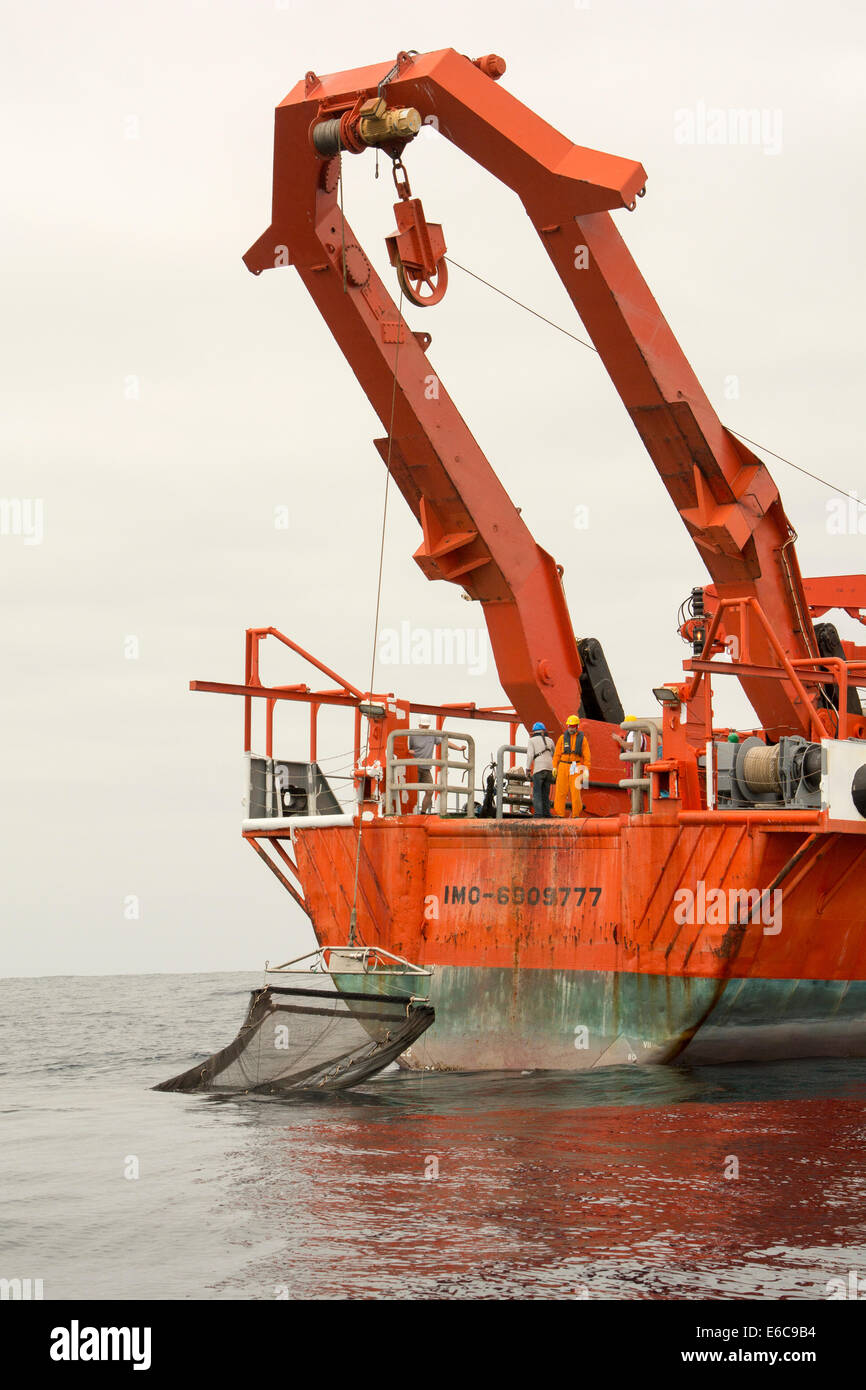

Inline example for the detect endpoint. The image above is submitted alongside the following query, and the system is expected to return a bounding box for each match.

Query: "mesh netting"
[154,985,434,1094]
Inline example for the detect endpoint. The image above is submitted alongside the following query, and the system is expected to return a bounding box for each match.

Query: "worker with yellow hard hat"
[552,714,591,818]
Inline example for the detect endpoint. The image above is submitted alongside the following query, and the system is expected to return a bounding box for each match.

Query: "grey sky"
[3,0,864,977]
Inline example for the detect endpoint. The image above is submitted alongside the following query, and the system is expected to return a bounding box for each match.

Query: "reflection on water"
[3,972,865,1300]
[200,1063,866,1300]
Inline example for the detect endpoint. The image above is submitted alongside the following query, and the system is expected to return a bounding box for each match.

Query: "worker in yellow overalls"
[553,715,591,817]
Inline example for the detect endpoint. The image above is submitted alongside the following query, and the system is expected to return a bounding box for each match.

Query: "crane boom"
[245,46,819,741]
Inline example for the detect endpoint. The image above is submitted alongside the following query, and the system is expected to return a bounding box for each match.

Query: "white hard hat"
[418,716,431,728]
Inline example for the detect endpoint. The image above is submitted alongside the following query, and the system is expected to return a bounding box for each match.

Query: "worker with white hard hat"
[408,715,466,813]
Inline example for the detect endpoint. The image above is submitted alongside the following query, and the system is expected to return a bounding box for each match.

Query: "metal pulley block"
[385,191,448,307]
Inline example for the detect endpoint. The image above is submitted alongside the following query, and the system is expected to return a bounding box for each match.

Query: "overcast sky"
[2,0,864,978]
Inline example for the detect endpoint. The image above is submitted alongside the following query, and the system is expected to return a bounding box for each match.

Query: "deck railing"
[385,729,476,817]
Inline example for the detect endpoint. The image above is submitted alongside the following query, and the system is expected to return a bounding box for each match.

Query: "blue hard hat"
[532,721,546,733]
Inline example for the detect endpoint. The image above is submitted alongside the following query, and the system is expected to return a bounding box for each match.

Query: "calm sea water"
[2,972,866,1301]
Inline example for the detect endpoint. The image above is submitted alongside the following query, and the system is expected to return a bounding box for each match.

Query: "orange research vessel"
[194,49,866,1071]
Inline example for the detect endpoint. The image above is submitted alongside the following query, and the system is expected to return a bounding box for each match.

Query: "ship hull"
[281,809,866,1070]
[398,967,866,1070]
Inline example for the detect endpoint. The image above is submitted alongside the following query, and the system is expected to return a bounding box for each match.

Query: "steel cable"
[445,255,866,510]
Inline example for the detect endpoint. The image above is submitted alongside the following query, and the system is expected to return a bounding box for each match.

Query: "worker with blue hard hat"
[526,720,556,818]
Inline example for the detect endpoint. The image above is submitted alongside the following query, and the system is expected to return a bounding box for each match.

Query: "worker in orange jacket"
[553,715,591,817]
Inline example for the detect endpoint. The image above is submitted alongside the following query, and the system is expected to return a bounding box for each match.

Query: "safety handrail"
[495,743,528,820]
[617,719,661,814]
[385,728,475,817]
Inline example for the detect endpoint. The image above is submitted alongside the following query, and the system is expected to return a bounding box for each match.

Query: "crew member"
[553,714,591,818]
[408,716,466,813]
[526,721,555,818]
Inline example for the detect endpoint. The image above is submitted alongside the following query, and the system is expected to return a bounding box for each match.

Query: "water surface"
[2,972,864,1300]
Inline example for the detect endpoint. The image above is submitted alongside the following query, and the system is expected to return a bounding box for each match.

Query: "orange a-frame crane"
[177,54,866,1084]
[243,47,859,756]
